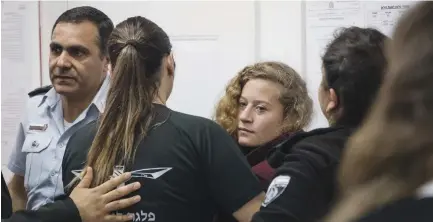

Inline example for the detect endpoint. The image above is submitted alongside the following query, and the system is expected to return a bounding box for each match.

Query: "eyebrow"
[239,97,271,106]
[49,42,61,48]
[50,42,90,54]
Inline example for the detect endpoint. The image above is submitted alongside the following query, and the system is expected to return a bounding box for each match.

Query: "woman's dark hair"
[83,16,172,187]
[322,26,388,127]
[325,2,433,221]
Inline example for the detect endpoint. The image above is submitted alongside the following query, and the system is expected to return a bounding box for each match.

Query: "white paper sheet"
[1,1,41,181]
[305,0,365,129]
[305,1,416,129]
[364,2,414,37]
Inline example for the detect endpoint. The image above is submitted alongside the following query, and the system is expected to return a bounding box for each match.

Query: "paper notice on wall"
[1,1,41,181]
[304,1,415,129]
[305,0,365,129]
[364,2,415,37]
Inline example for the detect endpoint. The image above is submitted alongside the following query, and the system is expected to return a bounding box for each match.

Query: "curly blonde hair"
[214,61,313,138]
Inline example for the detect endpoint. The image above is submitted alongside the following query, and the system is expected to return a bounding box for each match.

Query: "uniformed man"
[7,6,113,211]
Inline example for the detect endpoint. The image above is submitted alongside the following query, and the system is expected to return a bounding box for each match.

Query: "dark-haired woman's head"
[84,16,175,187]
[108,16,175,104]
[325,2,433,222]
[319,26,388,127]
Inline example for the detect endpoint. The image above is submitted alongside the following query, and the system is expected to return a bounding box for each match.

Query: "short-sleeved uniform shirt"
[62,104,263,222]
[7,77,109,210]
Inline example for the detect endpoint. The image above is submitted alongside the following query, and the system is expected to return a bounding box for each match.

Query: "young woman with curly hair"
[215,61,313,189]
[213,61,313,222]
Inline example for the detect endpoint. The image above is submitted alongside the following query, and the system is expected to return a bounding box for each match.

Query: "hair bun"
[125,39,138,49]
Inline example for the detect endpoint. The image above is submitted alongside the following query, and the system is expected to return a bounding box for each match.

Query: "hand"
[70,167,141,222]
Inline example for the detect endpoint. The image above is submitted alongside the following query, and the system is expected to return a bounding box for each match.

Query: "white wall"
[40,1,305,79]
[38,0,310,123]
[258,1,304,75]
[40,1,305,77]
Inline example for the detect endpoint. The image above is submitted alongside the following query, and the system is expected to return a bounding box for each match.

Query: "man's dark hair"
[322,26,388,127]
[52,6,114,56]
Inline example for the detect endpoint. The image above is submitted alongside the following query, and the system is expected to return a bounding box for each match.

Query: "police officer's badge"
[262,175,291,207]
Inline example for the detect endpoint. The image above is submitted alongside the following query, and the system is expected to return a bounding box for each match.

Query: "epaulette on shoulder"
[28,85,53,98]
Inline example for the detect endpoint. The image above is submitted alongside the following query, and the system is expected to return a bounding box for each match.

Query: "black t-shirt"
[61,104,262,222]
[356,197,433,222]
[252,126,354,222]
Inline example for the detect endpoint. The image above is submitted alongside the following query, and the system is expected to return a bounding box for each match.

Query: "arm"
[2,198,79,222]
[2,172,71,222]
[251,142,331,222]
[200,123,264,222]
[2,168,141,222]
[233,193,266,222]
[7,122,27,211]
[7,175,26,212]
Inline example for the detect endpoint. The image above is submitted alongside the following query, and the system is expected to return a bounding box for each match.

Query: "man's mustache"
[51,69,75,78]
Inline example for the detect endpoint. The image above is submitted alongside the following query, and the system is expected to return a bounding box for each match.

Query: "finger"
[103,182,141,202]
[76,167,93,188]
[95,172,132,194]
[105,195,141,212]
[104,213,134,222]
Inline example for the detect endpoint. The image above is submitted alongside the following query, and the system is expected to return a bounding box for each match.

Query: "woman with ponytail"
[60,16,264,222]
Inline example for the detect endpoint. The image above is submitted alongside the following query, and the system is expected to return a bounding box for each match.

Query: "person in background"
[60,16,265,222]
[213,62,312,222]
[251,27,388,222]
[7,6,113,211]
[2,168,141,222]
[325,2,433,222]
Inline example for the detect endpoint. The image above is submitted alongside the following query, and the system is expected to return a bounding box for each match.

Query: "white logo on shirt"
[71,167,172,181]
[118,210,155,222]
[262,175,291,207]
[72,167,172,221]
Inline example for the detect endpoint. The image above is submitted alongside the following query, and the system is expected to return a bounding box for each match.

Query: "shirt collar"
[40,75,110,113]
[91,76,109,113]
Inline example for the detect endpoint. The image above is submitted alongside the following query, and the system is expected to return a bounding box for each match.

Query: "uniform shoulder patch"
[262,175,291,207]
[28,85,53,98]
